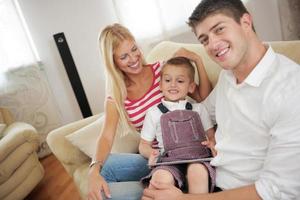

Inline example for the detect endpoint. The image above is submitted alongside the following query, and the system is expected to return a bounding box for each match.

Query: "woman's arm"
[93,99,119,169]
[87,99,119,200]
[174,48,212,102]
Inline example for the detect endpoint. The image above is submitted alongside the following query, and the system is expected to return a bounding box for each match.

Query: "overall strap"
[157,102,193,113]
[157,103,169,113]
[185,102,193,110]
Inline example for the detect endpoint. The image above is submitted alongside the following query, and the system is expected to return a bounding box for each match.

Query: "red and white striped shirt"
[125,62,163,131]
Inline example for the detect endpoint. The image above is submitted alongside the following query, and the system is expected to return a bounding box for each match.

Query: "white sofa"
[47,40,300,199]
[0,107,44,200]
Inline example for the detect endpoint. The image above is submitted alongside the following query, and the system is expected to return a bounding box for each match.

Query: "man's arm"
[142,182,261,200]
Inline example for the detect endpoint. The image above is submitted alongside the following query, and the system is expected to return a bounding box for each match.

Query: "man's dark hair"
[162,57,195,81]
[188,0,252,29]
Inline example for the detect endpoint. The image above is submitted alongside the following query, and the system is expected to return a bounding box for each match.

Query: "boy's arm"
[139,108,158,159]
[139,138,153,158]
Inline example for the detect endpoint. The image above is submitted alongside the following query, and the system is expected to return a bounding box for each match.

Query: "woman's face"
[113,39,143,75]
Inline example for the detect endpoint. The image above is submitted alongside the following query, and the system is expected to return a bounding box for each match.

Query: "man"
[142,0,300,199]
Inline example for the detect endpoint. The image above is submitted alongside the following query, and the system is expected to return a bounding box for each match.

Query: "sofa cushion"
[0,142,37,184]
[65,113,140,158]
[146,41,222,87]
[0,124,6,139]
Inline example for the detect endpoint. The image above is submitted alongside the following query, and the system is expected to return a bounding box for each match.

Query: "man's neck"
[233,38,267,84]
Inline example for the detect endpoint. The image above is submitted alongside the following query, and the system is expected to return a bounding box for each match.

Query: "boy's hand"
[148,149,160,166]
[202,139,217,157]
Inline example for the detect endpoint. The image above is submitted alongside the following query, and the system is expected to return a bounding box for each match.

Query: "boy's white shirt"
[141,98,213,153]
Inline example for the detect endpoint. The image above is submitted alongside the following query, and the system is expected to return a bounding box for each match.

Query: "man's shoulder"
[191,102,207,112]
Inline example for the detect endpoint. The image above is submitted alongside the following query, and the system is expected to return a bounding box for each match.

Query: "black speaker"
[53,32,92,118]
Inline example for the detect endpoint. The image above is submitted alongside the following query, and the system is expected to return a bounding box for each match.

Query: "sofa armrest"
[0,122,39,162]
[46,114,100,176]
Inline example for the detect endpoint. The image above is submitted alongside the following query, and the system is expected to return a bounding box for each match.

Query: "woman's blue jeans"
[100,153,150,200]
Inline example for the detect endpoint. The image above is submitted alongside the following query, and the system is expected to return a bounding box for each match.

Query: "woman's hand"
[173,48,202,63]
[148,149,160,166]
[173,47,212,102]
[87,167,111,200]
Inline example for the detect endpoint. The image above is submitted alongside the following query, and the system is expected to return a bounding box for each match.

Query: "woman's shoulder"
[147,61,163,71]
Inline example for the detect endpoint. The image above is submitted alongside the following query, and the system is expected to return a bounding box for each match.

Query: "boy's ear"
[189,82,196,93]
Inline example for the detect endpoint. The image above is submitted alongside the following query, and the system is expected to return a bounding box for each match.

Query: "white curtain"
[0,0,39,73]
[0,0,62,158]
[113,0,200,53]
[277,0,300,40]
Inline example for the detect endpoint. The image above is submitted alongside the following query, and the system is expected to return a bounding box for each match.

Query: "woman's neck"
[125,65,149,86]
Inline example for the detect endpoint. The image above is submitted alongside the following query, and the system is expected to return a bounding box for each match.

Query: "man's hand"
[141,181,183,200]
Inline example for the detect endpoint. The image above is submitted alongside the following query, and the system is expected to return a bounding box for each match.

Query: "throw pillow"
[65,113,140,158]
[0,111,6,139]
[0,124,6,139]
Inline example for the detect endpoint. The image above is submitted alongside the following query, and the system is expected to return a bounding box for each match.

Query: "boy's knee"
[151,169,175,185]
[187,163,208,181]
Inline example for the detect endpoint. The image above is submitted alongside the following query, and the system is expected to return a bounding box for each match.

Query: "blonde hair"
[99,23,143,136]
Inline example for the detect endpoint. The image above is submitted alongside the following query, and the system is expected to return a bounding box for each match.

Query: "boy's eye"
[177,80,184,83]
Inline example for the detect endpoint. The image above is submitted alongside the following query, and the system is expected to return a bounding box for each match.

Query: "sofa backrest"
[146,40,300,87]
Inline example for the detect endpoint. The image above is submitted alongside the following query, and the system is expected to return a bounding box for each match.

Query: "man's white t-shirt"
[203,46,300,199]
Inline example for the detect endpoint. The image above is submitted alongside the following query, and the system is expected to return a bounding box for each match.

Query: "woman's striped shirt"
[124,62,163,131]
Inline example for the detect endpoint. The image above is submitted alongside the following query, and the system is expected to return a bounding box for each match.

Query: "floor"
[25,154,82,200]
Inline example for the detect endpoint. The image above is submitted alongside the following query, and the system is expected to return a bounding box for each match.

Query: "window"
[113,0,200,50]
[0,0,39,73]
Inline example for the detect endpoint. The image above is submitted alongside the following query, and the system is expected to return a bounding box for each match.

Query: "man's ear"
[240,13,253,31]
[189,82,196,93]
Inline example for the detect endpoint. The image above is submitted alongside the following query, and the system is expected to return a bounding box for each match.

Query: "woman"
[87,23,212,200]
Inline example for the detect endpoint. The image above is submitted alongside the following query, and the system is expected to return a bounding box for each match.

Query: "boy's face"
[160,64,195,102]
[194,13,252,71]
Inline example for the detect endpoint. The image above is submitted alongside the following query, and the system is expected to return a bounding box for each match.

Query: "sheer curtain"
[277,0,300,40]
[113,0,200,53]
[0,0,39,73]
[0,0,61,158]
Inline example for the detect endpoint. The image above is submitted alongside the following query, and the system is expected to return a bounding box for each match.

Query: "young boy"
[139,57,216,194]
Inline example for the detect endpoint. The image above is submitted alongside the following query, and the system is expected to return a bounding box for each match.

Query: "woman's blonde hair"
[99,23,143,135]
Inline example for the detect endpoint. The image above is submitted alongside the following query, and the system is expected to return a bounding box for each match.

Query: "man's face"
[194,13,251,71]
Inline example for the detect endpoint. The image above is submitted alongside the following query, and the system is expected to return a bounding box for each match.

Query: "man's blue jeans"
[100,153,150,200]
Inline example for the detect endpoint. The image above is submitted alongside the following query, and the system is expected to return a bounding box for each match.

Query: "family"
[87,0,300,200]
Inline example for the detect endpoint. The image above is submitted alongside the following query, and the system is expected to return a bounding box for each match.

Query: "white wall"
[17,0,284,125]
[245,0,282,41]
[17,0,119,124]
